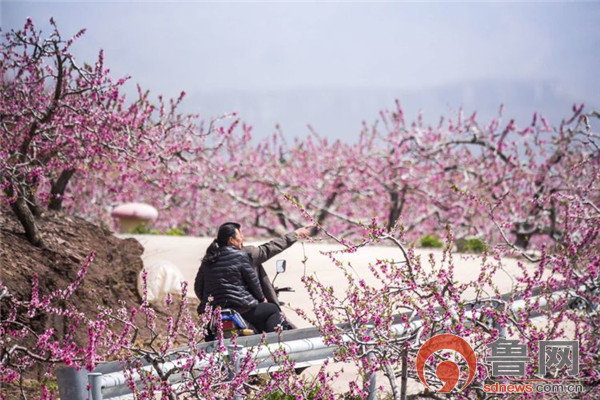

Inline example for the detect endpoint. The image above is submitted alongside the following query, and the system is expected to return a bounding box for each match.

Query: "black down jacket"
[194,246,265,314]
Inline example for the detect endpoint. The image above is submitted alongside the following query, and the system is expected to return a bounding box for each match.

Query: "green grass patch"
[420,234,443,248]
[130,225,186,236]
[456,237,487,253]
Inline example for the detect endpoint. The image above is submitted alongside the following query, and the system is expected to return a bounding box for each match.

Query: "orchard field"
[1,19,599,399]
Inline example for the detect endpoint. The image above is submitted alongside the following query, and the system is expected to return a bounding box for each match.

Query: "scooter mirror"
[276,259,286,273]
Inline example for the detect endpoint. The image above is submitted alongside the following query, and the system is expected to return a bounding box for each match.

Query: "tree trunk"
[49,168,75,211]
[25,188,42,217]
[514,233,530,250]
[316,181,344,225]
[387,186,407,231]
[388,191,400,231]
[513,221,536,249]
[10,196,44,247]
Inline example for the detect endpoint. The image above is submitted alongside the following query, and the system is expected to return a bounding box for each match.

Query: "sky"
[2,1,600,140]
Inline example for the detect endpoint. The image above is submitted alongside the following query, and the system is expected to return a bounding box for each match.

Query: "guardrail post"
[227,344,244,400]
[400,342,408,400]
[56,367,88,400]
[88,372,103,400]
[366,351,377,400]
[364,324,377,400]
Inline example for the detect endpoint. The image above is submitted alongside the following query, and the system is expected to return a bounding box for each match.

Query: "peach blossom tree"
[0,18,222,246]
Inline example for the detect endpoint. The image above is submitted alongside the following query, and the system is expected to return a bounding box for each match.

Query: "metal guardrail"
[56,284,591,399]
[56,326,330,400]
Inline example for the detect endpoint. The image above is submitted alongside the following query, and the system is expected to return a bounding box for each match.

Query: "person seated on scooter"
[195,222,290,333]
[242,225,316,328]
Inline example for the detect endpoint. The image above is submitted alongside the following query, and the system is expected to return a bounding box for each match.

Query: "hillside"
[0,207,184,396]
[1,207,143,313]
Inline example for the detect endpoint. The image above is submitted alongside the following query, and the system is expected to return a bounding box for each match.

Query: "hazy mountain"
[183,80,598,142]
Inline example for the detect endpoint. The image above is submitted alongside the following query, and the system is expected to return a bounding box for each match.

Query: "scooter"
[207,259,294,339]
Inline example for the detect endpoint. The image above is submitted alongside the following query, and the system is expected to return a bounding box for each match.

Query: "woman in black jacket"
[194,222,287,333]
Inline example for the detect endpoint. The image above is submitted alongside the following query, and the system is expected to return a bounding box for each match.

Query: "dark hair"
[203,222,241,263]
